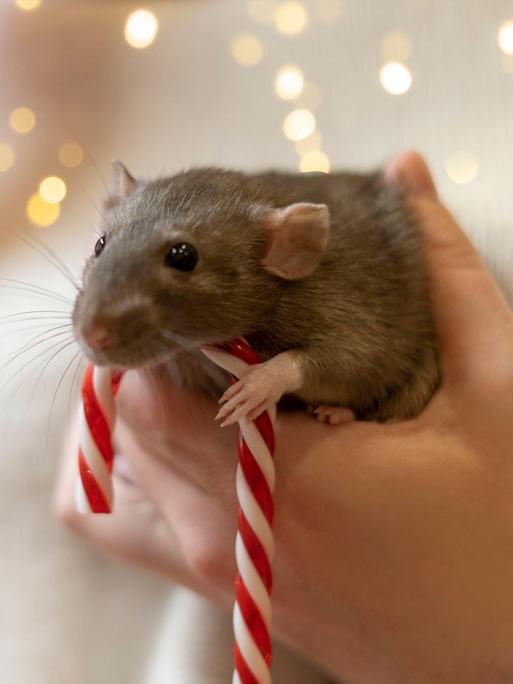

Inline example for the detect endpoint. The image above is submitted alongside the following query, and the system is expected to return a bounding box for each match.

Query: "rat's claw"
[215,385,249,421]
[220,400,254,427]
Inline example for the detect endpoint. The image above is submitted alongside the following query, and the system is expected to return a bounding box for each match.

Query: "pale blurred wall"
[0,1,512,683]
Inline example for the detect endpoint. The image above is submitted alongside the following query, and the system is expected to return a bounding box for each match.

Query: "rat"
[72,162,439,425]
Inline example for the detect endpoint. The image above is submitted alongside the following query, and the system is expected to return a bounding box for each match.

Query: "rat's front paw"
[215,363,284,426]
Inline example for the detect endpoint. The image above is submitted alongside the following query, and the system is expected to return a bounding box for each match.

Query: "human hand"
[55,152,513,684]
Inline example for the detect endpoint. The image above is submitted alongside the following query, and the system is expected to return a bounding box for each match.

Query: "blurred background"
[0,1,512,682]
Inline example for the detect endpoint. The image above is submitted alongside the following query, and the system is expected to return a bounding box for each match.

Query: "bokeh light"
[274,65,304,99]
[498,20,513,55]
[124,9,159,49]
[294,129,322,155]
[283,109,316,141]
[39,176,67,204]
[379,62,412,95]
[273,1,308,35]
[9,106,36,134]
[58,142,84,168]
[15,0,41,10]
[247,0,276,24]
[445,151,478,184]
[0,144,15,173]
[313,0,344,25]
[380,31,412,61]
[27,194,61,227]
[229,33,263,66]
[299,150,330,173]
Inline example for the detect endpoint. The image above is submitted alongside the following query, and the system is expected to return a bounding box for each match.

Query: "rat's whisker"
[1,322,72,342]
[0,323,73,358]
[66,353,86,434]
[0,277,73,305]
[0,220,79,290]
[21,342,79,428]
[78,180,109,225]
[0,309,71,322]
[0,337,76,396]
[47,346,83,439]
[0,328,74,370]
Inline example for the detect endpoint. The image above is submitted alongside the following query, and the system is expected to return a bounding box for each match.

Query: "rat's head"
[73,163,330,368]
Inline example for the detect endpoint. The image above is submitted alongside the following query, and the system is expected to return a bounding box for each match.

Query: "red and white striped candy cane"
[76,339,276,684]
[75,364,122,514]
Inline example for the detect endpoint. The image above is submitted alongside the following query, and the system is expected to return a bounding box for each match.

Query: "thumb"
[386,151,513,388]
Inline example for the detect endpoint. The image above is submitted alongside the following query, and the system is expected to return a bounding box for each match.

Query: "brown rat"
[72,163,439,423]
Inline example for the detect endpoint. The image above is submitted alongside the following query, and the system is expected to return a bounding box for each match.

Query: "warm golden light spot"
[15,0,41,10]
[58,142,84,168]
[445,151,478,184]
[299,150,330,173]
[124,9,159,49]
[498,20,513,55]
[314,0,344,25]
[283,109,316,141]
[229,33,263,66]
[294,129,322,155]
[9,106,36,134]
[379,62,412,95]
[247,0,276,24]
[27,194,61,227]
[294,81,322,111]
[0,144,15,172]
[39,176,67,204]
[274,65,304,99]
[380,31,412,62]
[274,1,308,35]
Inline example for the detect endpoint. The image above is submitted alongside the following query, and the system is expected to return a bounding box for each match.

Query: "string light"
[124,9,159,49]
[380,31,412,61]
[39,176,67,204]
[27,194,61,227]
[229,33,263,66]
[313,0,344,25]
[283,109,316,141]
[379,62,412,95]
[247,0,276,24]
[0,144,15,172]
[9,106,36,134]
[445,151,478,184]
[498,21,513,55]
[273,1,308,35]
[58,142,84,168]
[274,65,304,99]
[15,0,41,10]
[294,129,322,155]
[299,150,330,173]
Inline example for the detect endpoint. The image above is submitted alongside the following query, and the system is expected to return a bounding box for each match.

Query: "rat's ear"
[261,202,330,280]
[104,161,137,209]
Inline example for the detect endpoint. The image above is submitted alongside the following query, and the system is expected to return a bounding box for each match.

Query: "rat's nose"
[82,325,112,351]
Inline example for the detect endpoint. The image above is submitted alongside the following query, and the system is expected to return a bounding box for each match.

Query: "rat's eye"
[95,235,106,257]
[165,242,198,272]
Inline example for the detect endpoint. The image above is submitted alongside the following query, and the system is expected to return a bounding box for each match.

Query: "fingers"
[386,151,513,387]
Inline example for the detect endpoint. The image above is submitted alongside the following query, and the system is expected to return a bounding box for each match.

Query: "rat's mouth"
[78,336,180,370]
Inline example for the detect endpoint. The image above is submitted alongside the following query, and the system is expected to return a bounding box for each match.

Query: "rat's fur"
[73,167,439,421]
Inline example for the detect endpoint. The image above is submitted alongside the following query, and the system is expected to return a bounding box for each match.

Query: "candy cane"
[76,339,276,684]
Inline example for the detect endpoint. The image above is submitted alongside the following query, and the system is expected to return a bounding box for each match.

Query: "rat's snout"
[73,287,163,367]
[81,324,113,352]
